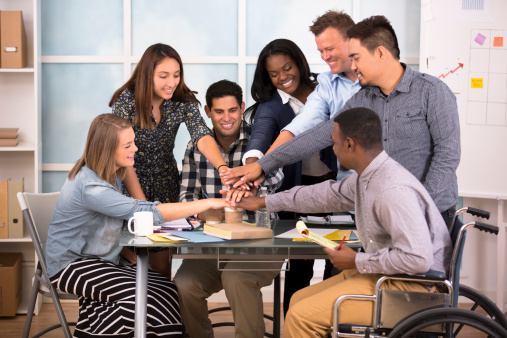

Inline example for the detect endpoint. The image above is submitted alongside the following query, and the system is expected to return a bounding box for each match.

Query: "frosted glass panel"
[245,64,256,110]
[360,0,421,59]
[132,0,238,57]
[43,172,68,193]
[166,64,238,166]
[246,0,353,59]
[42,64,124,163]
[41,0,123,55]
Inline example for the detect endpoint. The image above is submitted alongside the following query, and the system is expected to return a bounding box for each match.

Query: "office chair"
[331,207,507,337]
[17,192,77,338]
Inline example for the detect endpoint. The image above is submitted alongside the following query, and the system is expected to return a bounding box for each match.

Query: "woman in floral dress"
[109,43,228,277]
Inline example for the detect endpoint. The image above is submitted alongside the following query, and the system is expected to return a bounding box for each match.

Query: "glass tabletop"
[120,219,360,257]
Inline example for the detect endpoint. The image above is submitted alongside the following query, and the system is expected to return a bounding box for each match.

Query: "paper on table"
[147,234,184,243]
[157,218,193,230]
[165,231,227,243]
[275,227,337,239]
[328,215,353,223]
[325,230,359,241]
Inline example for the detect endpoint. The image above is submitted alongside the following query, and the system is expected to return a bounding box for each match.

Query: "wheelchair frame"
[330,207,507,338]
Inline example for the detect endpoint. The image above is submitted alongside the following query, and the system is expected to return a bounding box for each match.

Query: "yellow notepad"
[293,230,357,242]
[146,234,188,243]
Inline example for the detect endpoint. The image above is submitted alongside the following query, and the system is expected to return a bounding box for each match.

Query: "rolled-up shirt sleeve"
[82,181,165,224]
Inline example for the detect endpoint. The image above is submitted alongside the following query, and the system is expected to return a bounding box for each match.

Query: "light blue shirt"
[46,166,165,277]
[283,71,360,137]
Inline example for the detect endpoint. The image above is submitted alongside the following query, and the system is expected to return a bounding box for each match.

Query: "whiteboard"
[420,0,507,198]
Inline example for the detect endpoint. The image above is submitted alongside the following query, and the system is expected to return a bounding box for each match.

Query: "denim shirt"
[46,166,165,277]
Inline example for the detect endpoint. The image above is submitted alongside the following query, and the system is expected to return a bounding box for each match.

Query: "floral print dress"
[112,89,211,203]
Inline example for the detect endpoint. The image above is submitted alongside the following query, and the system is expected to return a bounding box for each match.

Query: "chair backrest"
[17,192,60,273]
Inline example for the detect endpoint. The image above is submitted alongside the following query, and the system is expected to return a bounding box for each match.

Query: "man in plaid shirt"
[179,80,283,221]
[175,80,283,338]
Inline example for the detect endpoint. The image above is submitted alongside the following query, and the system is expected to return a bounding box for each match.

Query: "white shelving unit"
[0,0,41,314]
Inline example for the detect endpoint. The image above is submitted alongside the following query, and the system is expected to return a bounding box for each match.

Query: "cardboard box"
[0,180,7,239]
[0,11,27,68]
[0,253,22,317]
[8,179,24,238]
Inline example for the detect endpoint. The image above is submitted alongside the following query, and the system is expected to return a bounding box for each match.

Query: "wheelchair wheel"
[388,307,507,338]
[458,284,507,329]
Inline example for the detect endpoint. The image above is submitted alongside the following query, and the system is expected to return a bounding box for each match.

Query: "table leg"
[274,274,281,338]
[134,247,149,338]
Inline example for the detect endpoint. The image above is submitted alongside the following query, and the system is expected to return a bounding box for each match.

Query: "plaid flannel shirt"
[179,121,283,220]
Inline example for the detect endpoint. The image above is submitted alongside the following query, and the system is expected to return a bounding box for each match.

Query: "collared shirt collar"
[369,63,411,97]
[211,121,250,152]
[358,150,389,189]
[333,72,360,86]
[277,88,304,107]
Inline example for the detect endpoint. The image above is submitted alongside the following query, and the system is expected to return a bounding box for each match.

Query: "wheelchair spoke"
[388,308,507,338]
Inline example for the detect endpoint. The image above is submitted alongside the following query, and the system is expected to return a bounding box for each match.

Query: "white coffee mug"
[128,211,154,237]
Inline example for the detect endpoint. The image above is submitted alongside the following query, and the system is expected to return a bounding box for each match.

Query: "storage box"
[0,179,24,238]
[0,11,27,68]
[8,179,24,238]
[0,180,7,239]
[0,253,22,317]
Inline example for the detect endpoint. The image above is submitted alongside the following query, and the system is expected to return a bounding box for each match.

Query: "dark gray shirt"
[266,151,452,275]
[259,65,460,212]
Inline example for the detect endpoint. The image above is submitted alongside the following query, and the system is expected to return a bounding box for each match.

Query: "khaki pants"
[284,269,429,338]
[174,259,281,338]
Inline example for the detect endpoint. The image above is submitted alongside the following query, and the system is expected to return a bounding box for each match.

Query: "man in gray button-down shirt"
[222,15,460,230]
[228,107,452,337]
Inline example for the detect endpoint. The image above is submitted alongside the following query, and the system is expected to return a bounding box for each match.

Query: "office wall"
[40,0,421,191]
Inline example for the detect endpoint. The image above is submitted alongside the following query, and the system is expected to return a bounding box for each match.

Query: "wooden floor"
[0,302,505,337]
[0,303,280,338]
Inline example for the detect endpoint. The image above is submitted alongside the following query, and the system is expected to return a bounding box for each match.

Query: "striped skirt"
[50,258,183,337]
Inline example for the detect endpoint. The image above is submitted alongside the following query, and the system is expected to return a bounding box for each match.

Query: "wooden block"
[204,222,272,240]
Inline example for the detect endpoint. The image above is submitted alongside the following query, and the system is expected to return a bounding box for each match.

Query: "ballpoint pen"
[336,233,348,250]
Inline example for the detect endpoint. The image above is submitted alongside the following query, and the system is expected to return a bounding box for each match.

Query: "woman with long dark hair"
[243,39,338,316]
[109,44,230,277]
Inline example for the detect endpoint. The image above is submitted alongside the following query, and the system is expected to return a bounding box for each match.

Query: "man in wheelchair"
[233,107,453,337]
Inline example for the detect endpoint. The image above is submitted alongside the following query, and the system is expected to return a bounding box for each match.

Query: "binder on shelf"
[0,179,24,238]
[0,11,27,68]
[7,179,24,238]
[0,181,7,239]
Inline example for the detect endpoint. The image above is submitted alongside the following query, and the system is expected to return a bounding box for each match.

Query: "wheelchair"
[331,207,507,337]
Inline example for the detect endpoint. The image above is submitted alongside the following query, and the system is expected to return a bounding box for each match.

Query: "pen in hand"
[336,233,348,251]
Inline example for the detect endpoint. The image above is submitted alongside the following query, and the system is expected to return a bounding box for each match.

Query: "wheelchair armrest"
[385,270,446,281]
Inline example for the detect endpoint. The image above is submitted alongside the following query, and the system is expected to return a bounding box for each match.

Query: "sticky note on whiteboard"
[474,33,487,46]
[493,37,503,47]
[471,78,483,88]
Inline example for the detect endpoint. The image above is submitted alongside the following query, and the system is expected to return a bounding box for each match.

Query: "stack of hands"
[218,163,266,211]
